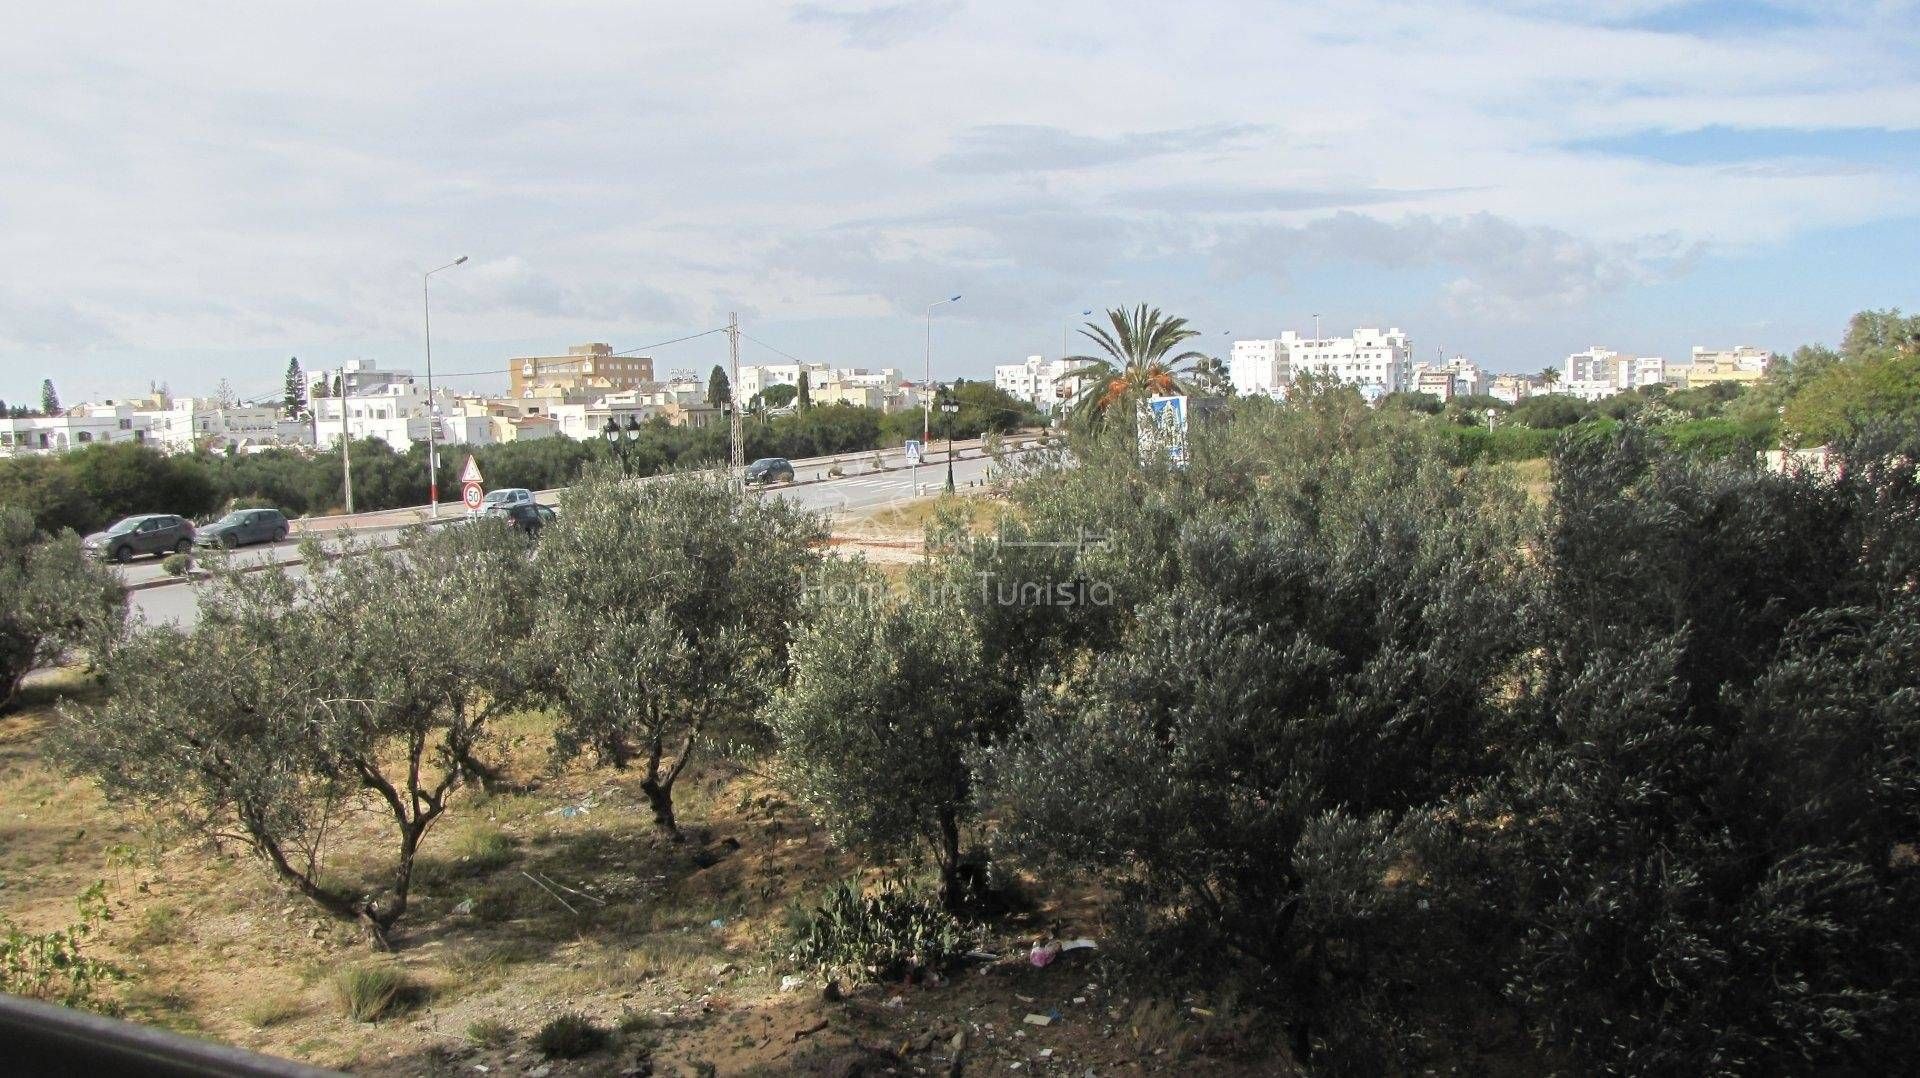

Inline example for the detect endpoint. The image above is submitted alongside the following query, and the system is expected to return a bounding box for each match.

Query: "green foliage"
[1058,304,1208,426]
[1781,348,1920,445]
[1507,392,1594,429]
[534,1011,609,1059]
[0,881,124,1010]
[160,552,191,577]
[52,522,540,932]
[1466,422,1920,1074]
[0,506,126,711]
[536,469,825,836]
[332,962,408,1022]
[770,561,994,904]
[785,877,969,984]
[707,364,730,408]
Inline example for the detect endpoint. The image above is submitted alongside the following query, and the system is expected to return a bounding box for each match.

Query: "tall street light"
[423,255,468,517]
[939,394,960,493]
[924,294,961,449]
[601,414,643,477]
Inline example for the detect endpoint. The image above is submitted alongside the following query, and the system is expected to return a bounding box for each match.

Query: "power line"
[738,331,814,368]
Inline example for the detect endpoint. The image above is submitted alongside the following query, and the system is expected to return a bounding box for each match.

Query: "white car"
[480,488,533,514]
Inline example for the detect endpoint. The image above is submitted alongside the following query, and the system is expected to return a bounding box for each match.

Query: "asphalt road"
[128,451,1005,629]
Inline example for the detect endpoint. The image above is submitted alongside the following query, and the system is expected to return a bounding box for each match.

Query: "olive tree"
[981,410,1533,1068]
[769,560,993,907]
[1479,424,1920,1073]
[0,506,124,711]
[53,522,539,941]
[534,469,825,837]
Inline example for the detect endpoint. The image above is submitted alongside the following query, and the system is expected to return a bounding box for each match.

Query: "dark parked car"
[82,515,196,563]
[195,508,290,549]
[744,457,796,484]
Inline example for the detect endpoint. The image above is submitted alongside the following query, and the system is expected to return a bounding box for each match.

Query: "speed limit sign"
[462,482,484,511]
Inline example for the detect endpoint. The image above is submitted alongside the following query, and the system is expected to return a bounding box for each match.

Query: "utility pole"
[728,311,744,496]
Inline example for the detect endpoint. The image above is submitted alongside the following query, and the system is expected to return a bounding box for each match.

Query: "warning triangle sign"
[459,455,484,485]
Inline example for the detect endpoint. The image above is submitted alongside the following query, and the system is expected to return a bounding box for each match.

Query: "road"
[129,450,1008,629]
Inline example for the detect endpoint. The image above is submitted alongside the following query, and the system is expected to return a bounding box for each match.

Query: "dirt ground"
[1,662,1291,1077]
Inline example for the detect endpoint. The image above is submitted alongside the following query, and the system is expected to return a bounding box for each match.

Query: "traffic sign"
[459,455,484,485]
[462,482,484,511]
[904,439,923,465]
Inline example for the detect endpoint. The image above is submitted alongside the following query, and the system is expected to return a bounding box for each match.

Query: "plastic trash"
[1028,942,1061,968]
[1059,938,1097,952]
[1023,1013,1052,1026]
[779,974,807,993]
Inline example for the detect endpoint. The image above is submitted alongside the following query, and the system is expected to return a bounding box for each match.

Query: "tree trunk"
[640,777,680,840]
[937,807,963,911]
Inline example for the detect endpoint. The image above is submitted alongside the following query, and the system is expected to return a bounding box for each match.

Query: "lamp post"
[939,396,960,492]
[601,415,640,477]
[423,255,467,517]
[924,294,961,449]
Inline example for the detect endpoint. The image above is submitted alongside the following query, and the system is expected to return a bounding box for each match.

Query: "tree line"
[0,387,1039,536]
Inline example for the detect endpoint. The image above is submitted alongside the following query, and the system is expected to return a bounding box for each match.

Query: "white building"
[1228,326,1414,398]
[310,378,462,450]
[1488,374,1535,405]
[1562,347,1667,401]
[994,355,1088,414]
[737,363,833,403]
[1228,339,1289,398]
[0,406,154,458]
[139,397,311,453]
[1409,356,1487,401]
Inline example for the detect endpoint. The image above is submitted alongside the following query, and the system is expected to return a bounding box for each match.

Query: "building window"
[77,431,93,443]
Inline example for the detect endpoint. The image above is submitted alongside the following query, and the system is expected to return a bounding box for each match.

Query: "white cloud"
[0,0,1914,392]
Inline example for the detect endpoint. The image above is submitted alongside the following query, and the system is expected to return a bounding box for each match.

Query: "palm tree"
[1056,305,1209,425]
[1538,367,1561,387]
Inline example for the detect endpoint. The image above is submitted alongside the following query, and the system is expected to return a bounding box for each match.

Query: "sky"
[2,0,1918,406]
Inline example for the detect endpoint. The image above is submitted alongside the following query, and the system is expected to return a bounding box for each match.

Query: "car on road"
[744,457,796,484]
[194,508,290,550]
[83,514,196,563]
[480,488,534,513]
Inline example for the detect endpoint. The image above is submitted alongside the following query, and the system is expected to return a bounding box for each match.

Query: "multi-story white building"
[1229,326,1414,398]
[1228,339,1289,398]
[0,405,153,458]
[737,363,833,403]
[994,355,1087,414]
[310,377,464,450]
[1561,347,1667,401]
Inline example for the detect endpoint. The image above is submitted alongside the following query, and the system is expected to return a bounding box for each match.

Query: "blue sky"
[1,0,1917,406]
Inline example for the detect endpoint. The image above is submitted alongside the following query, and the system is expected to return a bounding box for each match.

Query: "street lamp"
[924,294,961,447]
[602,414,643,476]
[423,255,468,517]
[939,395,960,493]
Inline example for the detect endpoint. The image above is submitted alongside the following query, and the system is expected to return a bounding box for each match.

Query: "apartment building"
[1667,345,1773,388]
[994,355,1087,413]
[1488,373,1535,405]
[1228,326,1415,398]
[1228,339,1289,398]
[1409,356,1488,401]
[1561,347,1667,401]
[140,397,311,453]
[510,343,654,399]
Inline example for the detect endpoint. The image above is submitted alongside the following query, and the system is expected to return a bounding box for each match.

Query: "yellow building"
[1667,346,1773,388]
[509,343,654,399]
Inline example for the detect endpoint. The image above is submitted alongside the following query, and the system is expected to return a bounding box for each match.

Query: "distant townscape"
[3,330,1780,459]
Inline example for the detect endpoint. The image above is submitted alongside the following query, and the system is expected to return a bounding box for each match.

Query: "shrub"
[466,1017,516,1048]
[786,878,969,984]
[332,963,407,1022]
[0,881,124,1010]
[1,507,125,712]
[160,553,192,578]
[534,1011,609,1059]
